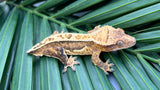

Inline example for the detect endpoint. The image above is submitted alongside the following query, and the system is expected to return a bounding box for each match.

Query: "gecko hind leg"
[43,47,80,73]
[62,56,80,73]
[59,47,80,73]
[92,50,114,75]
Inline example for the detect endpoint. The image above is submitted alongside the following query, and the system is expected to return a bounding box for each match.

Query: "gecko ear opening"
[116,40,123,46]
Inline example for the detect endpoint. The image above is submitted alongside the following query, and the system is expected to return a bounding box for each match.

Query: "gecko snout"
[128,36,136,47]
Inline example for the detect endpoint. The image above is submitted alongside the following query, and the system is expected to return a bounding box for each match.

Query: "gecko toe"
[109,63,114,67]
[105,71,109,75]
[71,66,76,71]
[106,59,110,63]
[102,59,115,74]
[69,56,77,60]
[62,67,67,73]
[74,61,80,65]
[110,69,114,72]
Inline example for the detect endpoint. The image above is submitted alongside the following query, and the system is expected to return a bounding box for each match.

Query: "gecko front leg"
[43,47,80,73]
[91,50,114,75]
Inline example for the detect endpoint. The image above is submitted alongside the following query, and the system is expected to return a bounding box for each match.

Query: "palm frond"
[0,0,160,90]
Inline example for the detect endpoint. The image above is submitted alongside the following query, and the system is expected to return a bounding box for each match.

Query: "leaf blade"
[11,11,33,90]
[105,53,141,89]
[120,51,158,89]
[134,30,160,42]
[52,0,103,18]
[137,54,160,89]
[135,42,160,52]
[0,7,18,82]
[104,3,160,28]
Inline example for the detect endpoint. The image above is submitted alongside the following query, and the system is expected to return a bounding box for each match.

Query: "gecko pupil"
[117,40,123,46]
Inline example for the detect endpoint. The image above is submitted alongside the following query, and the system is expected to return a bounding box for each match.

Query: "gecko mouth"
[130,38,136,47]
[126,40,136,49]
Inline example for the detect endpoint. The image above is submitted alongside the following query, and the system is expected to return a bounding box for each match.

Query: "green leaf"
[35,0,64,11]
[137,54,160,89]
[11,11,33,90]
[134,30,160,42]
[120,51,158,89]
[51,0,103,18]
[145,53,160,72]
[0,8,24,90]
[70,0,160,26]
[60,64,71,90]
[132,25,160,33]
[104,3,160,28]
[21,0,37,6]
[0,7,18,82]
[135,42,160,52]
[70,0,136,26]
[32,15,41,90]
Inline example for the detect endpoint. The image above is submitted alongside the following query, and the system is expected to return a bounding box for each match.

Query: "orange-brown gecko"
[27,25,136,74]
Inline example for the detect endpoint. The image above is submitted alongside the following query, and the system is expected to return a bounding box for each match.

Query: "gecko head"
[106,27,136,51]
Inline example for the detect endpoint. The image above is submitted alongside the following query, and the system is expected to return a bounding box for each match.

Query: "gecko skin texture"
[27,25,136,74]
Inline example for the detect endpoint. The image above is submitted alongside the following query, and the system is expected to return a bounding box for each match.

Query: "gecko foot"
[62,56,80,73]
[103,59,114,75]
[52,30,59,35]
[61,29,65,33]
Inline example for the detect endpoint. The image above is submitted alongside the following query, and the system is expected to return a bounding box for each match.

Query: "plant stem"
[141,54,160,65]
[125,49,137,55]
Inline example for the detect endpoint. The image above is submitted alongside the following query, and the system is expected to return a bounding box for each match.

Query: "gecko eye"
[116,40,123,46]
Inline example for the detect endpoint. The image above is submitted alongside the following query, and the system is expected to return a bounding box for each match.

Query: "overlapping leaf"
[120,51,158,89]
[0,7,18,83]
[70,0,160,26]
[134,30,160,42]
[105,53,141,90]
[11,11,33,90]
[137,54,160,89]
[34,0,64,11]
[104,3,160,28]
[0,8,24,90]
[51,0,103,18]
[135,42,160,52]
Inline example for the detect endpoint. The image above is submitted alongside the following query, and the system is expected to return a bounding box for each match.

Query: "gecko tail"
[26,49,34,54]
[26,49,43,56]
[26,49,32,54]
[26,50,30,54]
